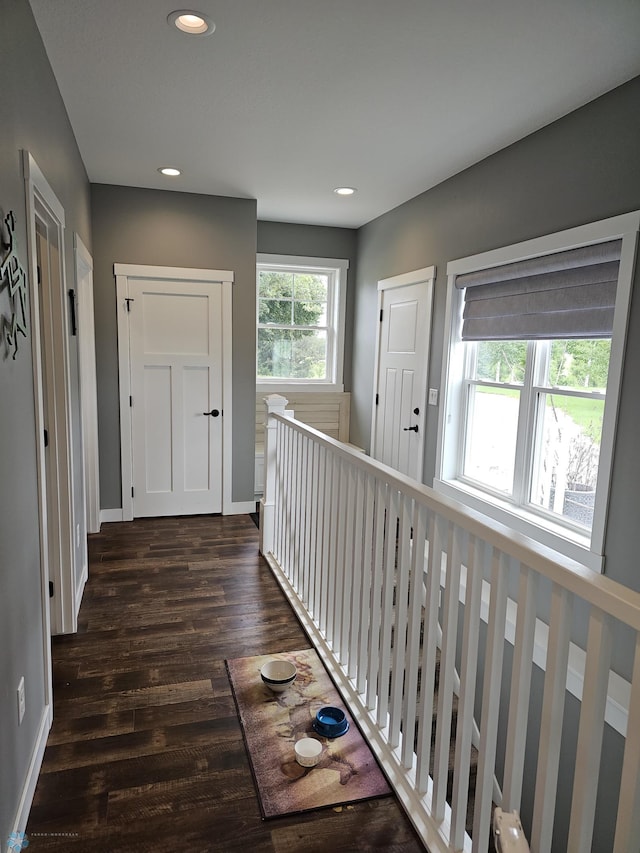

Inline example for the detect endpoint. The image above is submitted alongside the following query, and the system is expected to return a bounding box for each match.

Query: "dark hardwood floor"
[27,514,425,852]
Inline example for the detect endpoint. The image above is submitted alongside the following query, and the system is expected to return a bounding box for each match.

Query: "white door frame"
[370,266,435,481]
[74,234,100,536]
[24,151,79,646]
[115,263,235,518]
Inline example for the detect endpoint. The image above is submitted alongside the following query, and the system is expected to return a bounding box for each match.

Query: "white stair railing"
[259,395,640,853]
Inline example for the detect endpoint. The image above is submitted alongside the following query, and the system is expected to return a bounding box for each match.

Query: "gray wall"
[0,0,91,841]
[352,76,640,592]
[91,184,257,508]
[257,220,358,391]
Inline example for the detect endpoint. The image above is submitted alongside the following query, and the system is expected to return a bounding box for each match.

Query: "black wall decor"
[0,210,28,359]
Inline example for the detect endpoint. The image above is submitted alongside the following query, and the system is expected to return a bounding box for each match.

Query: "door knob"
[203,409,220,417]
[403,424,419,432]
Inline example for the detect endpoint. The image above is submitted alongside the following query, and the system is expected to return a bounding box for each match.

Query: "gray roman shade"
[455,239,622,340]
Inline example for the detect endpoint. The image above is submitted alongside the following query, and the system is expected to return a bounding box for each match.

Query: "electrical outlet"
[428,388,439,406]
[17,677,25,725]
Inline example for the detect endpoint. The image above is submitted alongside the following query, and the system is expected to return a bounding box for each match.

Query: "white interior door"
[372,267,434,480]
[129,277,223,517]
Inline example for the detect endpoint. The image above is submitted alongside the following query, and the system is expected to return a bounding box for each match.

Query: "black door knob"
[203,409,220,417]
[403,424,419,432]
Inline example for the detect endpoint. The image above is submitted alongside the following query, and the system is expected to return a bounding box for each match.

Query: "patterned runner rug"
[226,648,391,818]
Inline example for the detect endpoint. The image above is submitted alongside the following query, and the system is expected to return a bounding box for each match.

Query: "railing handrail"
[270,410,640,634]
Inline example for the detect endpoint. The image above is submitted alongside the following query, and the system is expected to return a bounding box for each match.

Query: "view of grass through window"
[464,339,610,531]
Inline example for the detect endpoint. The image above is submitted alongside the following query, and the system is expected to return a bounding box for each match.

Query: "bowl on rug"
[260,658,297,692]
[294,737,323,767]
[313,705,349,737]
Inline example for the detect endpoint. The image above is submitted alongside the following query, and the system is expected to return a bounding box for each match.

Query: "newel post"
[259,394,291,557]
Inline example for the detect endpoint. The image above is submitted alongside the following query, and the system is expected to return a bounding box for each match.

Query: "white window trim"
[256,253,348,393]
[435,211,640,573]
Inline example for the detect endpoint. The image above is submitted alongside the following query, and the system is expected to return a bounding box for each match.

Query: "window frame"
[435,212,640,572]
[256,253,348,393]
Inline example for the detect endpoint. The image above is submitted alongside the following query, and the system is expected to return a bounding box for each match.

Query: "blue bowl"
[313,706,349,738]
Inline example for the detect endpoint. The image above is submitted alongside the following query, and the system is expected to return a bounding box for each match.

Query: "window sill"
[433,477,604,573]
[256,382,345,394]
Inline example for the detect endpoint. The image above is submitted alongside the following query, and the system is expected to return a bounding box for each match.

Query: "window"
[256,254,348,390]
[462,338,608,528]
[436,213,639,571]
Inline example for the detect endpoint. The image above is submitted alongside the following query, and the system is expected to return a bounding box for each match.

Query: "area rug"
[226,648,391,818]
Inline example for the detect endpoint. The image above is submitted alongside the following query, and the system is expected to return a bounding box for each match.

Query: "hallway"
[26,514,423,852]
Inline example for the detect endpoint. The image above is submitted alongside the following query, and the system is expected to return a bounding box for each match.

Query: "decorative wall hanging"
[0,210,28,359]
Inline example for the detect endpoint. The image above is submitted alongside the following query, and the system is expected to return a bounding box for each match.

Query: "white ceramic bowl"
[260,659,297,692]
[294,737,323,767]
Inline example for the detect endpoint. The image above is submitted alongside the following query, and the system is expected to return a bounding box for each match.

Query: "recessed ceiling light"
[334,187,357,196]
[167,10,216,36]
[158,167,182,177]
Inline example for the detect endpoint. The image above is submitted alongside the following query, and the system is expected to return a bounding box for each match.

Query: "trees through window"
[256,255,347,389]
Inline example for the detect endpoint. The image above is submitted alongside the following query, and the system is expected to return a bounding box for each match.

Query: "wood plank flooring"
[27,514,425,852]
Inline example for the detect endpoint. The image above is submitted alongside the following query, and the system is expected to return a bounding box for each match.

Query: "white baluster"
[333,456,349,651]
[307,440,319,619]
[613,632,640,852]
[389,493,413,749]
[417,512,445,794]
[357,472,376,696]
[338,461,356,663]
[433,521,463,821]
[531,583,572,853]
[502,566,539,813]
[377,487,400,728]
[402,501,427,770]
[473,549,509,853]
[567,607,613,851]
[366,479,388,711]
[451,533,484,850]
[347,467,365,679]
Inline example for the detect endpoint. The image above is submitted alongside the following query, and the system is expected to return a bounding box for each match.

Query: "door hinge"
[37,265,42,285]
[125,297,135,312]
[129,395,133,407]
[379,309,383,322]
[43,428,49,447]
[131,486,135,498]
[49,581,54,598]
[375,393,379,405]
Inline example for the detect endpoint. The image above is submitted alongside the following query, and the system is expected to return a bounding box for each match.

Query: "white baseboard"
[100,504,256,522]
[9,704,52,846]
[75,561,88,613]
[100,508,124,524]
[224,500,257,515]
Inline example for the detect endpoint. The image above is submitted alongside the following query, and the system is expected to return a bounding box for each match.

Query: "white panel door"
[372,271,434,480]
[129,278,223,516]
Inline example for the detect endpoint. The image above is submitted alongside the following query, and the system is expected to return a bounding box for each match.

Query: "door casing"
[24,151,82,640]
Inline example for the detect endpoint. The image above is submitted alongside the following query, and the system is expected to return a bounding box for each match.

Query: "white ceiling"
[29,0,640,229]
